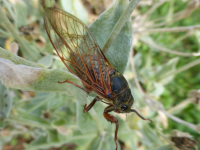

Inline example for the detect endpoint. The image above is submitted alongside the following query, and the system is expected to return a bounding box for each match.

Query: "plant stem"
[163,110,200,134]
[97,131,106,150]
[137,0,169,26]
[134,25,200,33]
[140,37,200,57]
[167,97,195,114]
[0,8,39,61]
[130,49,144,95]
[102,0,140,54]
[0,28,11,38]
[7,116,51,129]
[157,58,200,82]
[20,97,50,117]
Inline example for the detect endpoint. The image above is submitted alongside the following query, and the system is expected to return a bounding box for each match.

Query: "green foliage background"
[0,0,200,150]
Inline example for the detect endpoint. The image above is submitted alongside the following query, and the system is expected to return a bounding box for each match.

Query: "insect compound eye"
[121,105,127,111]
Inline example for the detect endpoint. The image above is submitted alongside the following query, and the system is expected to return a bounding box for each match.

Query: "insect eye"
[121,105,127,111]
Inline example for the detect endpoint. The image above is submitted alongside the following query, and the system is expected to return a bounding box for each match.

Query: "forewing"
[43,7,113,95]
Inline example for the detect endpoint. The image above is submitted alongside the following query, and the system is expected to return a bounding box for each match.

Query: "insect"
[44,7,151,150]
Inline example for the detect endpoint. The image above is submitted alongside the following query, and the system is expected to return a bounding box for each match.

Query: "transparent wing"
[44,7,113,95]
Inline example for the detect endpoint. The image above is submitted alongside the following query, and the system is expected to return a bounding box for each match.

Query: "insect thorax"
[109,70,134,108]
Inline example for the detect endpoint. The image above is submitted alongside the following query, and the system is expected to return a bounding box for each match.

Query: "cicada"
[44,7,151,150]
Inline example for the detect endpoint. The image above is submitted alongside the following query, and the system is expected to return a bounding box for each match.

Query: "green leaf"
[0,81,12,120]
[139,124,162,147]
[15,1,27,27]
[25,134,48,150]
[86,136,101,150]
[150,82,165,96]
[47,129,59,142]
[0,47,39,67]
[52,118,67,127]
[87,134,120,150]
[89,0,133,73]
[154,57,179,84]
[0,121,5,129]
[61,0,88,24]
[0,58,87,105]
[151,145,174,150]
[76,101,97,132]
[25,129,70,150]
[0,9,41,61]
[21,115,50,126]
[37,54,53,68]
[118,118,135,142]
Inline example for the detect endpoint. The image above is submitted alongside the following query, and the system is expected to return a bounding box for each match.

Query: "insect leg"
[103,105,118,150]
[58,80,90,93]
[83,96,102,113]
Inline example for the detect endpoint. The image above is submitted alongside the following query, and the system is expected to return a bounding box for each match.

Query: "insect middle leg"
[83,96,102,113]
[103,105,118,150]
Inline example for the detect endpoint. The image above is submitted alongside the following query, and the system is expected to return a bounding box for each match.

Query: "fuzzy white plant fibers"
[0,58,41,90]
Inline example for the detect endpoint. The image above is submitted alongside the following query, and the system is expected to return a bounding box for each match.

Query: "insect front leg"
[83,96,102,113]
[103,105,118,150]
